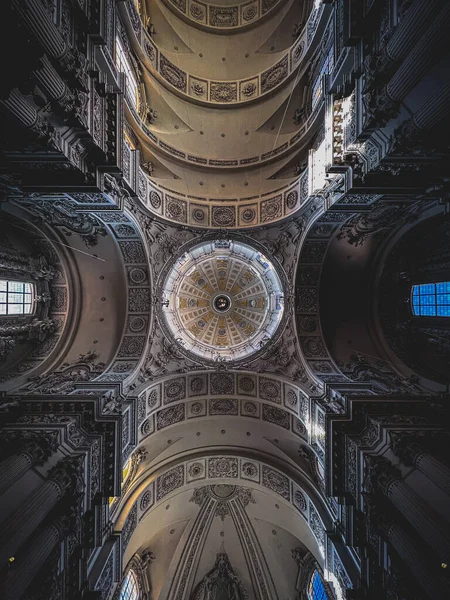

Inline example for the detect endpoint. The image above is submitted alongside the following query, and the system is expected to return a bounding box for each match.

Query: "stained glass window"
[115,38,139,109]
[119,570,139,600]
[411,282,450,317]
[308,570,329,600]
[0,280,34,316]
[312,48,334,108]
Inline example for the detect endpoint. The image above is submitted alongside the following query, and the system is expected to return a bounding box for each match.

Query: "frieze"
[162,0,280,31]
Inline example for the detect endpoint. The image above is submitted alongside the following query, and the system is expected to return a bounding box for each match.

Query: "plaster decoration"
[261,465,290,500]
[156,464,185,500]
[285,189,299,211]
[191,552,248,599]
[190,2,206,23]
[147,386,161,409]
[164,377,187,403]
[208,457,238,479]
[300,336,328,358]
[292,485,308,514]
[140,415,155,439]
[118,241,146,263]
[297,287,318,313]
[210,82,238,103]
[209,397,239,416]
[261,56,289,94]
[297,316,318,333]
[284,385,298,410]
[127,266,148,286]
[137,393,147,424]
[139,483,155,517]
[160,55,187,92]
[188,374,208,396]
[292,415,308,439]
[117,336,146,357]
[260,195,283,223]
[241,460,260,482]
[121,502,138,555]
[166,196,188,223]
[156,404,185,429]
[23,351,106,394]
[95,552,114,600]
[211,206,236,227]
[262,404,290,429]
[190,203,209,226]
[239,78,258,101]
[241,401,259,418]
[210,6,238,27]
[149,190,162,210]
[259,377,282,403]
[127,315,148,333]
[237,374,256,396]
[211,373,235,395]
[309,504,325,552]
[187,399,207,418]
[128,288,151,312]
[19,197,108,247]
[187,459,206,482]
[239,205,258,226]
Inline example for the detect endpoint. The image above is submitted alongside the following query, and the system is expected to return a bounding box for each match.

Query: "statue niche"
[191,552,248,600]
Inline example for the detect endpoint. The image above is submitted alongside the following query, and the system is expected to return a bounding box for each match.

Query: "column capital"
[390,431,424,466]
[364,455,402,496]
[48,455,85,496]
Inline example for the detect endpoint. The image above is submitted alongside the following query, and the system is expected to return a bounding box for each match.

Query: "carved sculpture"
[190,552,248,600]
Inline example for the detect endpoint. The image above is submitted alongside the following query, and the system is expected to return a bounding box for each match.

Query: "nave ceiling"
[1,0,450,599]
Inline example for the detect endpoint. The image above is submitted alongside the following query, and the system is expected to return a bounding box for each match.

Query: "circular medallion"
[159,239,285,362]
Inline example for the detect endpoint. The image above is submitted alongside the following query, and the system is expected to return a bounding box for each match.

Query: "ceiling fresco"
[159,239,284,361]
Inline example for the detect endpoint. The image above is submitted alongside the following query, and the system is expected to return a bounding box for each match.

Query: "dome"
[160,239,285,362]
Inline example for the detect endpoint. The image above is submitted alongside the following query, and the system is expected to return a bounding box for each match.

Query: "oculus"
[160,240,284,361]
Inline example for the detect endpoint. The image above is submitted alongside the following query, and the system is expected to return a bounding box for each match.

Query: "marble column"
[367,456,450,562]
[0,431,59,497]
[0,455,84,565]
[391,431,450,496]
[368,498,448,598]
[2,515,66,600]
[386,3,450,102]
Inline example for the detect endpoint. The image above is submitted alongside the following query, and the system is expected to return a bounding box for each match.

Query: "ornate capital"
[48,455,85,496]
[390,432,424,466]
[364,455,401,497]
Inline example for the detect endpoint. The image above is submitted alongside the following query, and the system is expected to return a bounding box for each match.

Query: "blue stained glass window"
[308,570,329,600]
[119,571,139,600]
[411,282,450,317]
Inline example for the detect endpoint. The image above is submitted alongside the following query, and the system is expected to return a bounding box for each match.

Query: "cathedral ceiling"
[120,0,328,227]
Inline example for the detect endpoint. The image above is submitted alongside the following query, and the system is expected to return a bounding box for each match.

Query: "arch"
[0,197,152,392]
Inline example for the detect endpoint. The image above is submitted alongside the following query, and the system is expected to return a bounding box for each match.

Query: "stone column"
[386,3,450,102]
[0,431,59,497]
[391,431,450,496]
[367,456,450,562]
[2,515,67,600]
[0,455,84,565]
[13,0,66,59]
[368,499,448,598]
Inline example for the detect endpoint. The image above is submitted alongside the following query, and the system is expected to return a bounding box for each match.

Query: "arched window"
[119,570,139,600]
[411,282,450,317]
[308,570,329,600]
[0,280,34,315]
